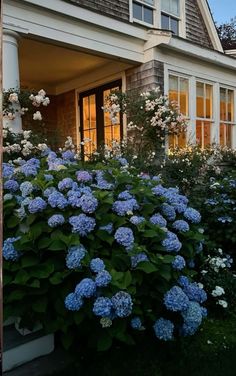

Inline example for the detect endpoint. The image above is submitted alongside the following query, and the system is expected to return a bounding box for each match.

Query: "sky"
[207,0,236,24]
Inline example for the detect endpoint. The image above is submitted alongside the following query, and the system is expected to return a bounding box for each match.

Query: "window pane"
[161,0,170,13]
[144,0,154,5]
[161,14,170,29]
[220,88,227,121]
[170,0,179,16]
[196,82,204,118]
[205,84,213,119]
[171,18,178,35]
[196,120,211,148]
[228,89,234,122]
[169,75,178,102]
[133,2,142,20]
[144,6,153,24]
[83,95,96,130]
[220,123,232,147]
[180,78,189,116]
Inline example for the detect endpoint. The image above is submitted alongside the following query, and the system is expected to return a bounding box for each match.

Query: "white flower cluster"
[29,89,50,121]
[211,286,228,308]
[102,93,121,125]
[207,249,233,273]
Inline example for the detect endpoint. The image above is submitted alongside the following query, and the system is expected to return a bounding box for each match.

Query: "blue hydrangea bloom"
[3,163,14,178]
[4,179,19,192]
[188,260,195,268]
[201,307,208,318]
[161,203,176,221]
[62,150,75,160]
[67,191,82,208]
[111,291,133,318]
[15,206,26,220]
[114,227,134,250]
[172,255,186,270]
[181,301,203,336]
[172,220,190,232]
[153,318,174,341]
[184,208,201,224]
[95,270,112,287]
[64,292,83,311]
[178,275,190,288]
[150,213,167,227]
[90,258,105,273]
[19,181,33,197]
[58,178,74,191]
[20,162,38,176]
[75,278,96,298]
[76,170,92,183]
[3,237,21,261]
[48,214,65,228]
[131,252,149,268]
[48,191,68,209]
[94,170,114,190]
[131,317,142,330]
[152,185,167,196]
[130,216,145,225]
[44,174,54,181]
[118,190,133,200]
[28,197,47,213]
[79,194,98,214]
[117,157,128,166]
[66,245,87,269]
[99,223,113,234]
[164,286,189,312]
[43,187,57,198]
[183,282,207,303]
[162,231,182,252]
[112,199,139,216]
[69,214,96,236]
[93,297,112,317]
[3,193,13,201]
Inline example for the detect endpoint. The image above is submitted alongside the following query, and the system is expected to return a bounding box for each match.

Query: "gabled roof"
[198,0,223,52]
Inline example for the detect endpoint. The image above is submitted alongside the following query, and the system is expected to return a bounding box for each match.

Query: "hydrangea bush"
[3,147,208,350]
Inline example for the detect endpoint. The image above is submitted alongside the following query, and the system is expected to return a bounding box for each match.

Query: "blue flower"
[112,199,139,216]
[76,170,92,183]
[117,157,128,166]
[43,187,57,198]
[3,163,14,178]
[205,199,218,206]
[69,214,96,236]
[118,190,133,200]
[152,185,167,196]
[28,197,47,213]
[65,292,83,311]
[184,208,201,224]
[48,214,65,228]
[66,245,87,269]
[217,216,233,223]
[172,220,189,232]
[99,223,113,234]
[58,178,74,191]
[62,150,75,160]
[90,258,105,273]
[111,291,133,318]
[201,307,208,318]
[79,194,98,214]
[164,286,189,312]
[95,270,112,287]
[114,227,134,250]
[150,213,167,227]
[172,255,186,270]
[4,193,13,201]
[161,203,176,221]
[20,162,38,176]
[19,181,33,197]
[162,231,182,252]
[93,297,112,317]
[130,216,145,225]
[95,170,113,190]
[3,237,21,261]
[75,278,96,298]
[178,275,190,288]
[196,242,203,253]
[44,174,54,181]
[131,317,143,330]
[153,318,174,341]
[4,179,19,192]
[131,252,149,268]
[181,301,203,336]
[48,191,68,209]
[67,191,82,208]
[183,282,207,304]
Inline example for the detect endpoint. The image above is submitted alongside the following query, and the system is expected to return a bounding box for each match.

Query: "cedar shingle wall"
[126,61,164,94]
[65,0,129,22]
[185,0,213,49]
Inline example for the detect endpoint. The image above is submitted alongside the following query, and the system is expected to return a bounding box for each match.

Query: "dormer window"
[161,0,180,35]
[132,0,155,26]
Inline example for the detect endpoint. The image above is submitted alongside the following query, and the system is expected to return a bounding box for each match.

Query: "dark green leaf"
[97,331,112,351]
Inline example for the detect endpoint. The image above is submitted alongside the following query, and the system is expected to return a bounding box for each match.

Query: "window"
[168,74,189,147]
[220,88,234,147]
[132,0,155,25]
[161,0,179,35]
[196,81,213,148]
[79,81,123,158]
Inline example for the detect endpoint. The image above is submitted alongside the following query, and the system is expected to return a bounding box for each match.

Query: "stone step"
[3,325,54,372]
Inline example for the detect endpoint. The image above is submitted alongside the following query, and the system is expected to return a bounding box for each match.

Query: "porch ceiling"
[19,38,113,93]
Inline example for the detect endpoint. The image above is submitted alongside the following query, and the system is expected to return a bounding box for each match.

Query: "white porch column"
[3,29,22,132]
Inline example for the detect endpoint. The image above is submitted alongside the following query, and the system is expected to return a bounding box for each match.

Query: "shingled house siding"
[126,61,164,94]
[65,0,129,22]
[185,0,213,49]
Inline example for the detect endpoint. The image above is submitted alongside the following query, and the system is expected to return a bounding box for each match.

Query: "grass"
[44,315,236,376]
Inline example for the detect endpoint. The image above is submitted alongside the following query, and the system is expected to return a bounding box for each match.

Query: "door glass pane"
[220,88,226,121]
[228,89,234,122]
[103,87,121,147]
[180,78,188,116]
[161,14,170,29]
[82,94,97,156]
[196,82,204,118]
[144,6,153,24]
[133,2,142,20]
[205,84,213,119]
[171,18,178,34]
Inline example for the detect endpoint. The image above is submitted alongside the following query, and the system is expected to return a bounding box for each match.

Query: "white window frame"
[130,0,157,27]
[219,86,236,148]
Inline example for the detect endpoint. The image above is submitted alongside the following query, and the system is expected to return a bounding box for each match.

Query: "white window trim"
[219,86,236,147]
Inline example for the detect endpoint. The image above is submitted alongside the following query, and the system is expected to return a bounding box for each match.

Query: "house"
[3,0,236,152]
